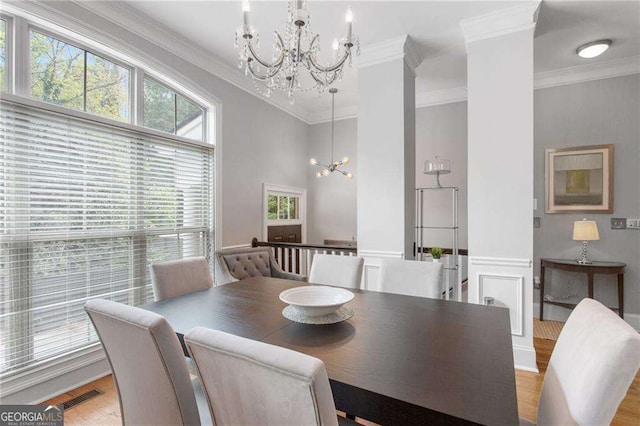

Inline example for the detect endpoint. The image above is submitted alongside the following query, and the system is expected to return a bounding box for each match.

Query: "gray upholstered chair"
[185,327,356,426]
[216,247,306,284]
[308,254,364,289]
[85,299,212,426]
[149,256,214,301]
[520,298,640,426]
[379,259,443,299]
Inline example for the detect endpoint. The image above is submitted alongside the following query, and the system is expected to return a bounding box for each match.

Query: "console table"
[540,258,625,320]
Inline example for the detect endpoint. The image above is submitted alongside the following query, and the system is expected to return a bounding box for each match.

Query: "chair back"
[217,247,275,280]
[149,256,213,301]
[185,327,339,426]
[379,259,443,299]
[309,254,364,289]
[85,299,201,426]
[537,298,640,425]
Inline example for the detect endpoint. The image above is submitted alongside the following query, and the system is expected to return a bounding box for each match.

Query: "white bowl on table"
[279,286,354,317]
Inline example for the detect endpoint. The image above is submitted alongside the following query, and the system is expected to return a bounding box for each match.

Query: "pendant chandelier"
[235,0,360,103]
[310,88,353,179]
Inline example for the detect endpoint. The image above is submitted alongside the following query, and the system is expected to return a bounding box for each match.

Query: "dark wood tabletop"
[141,276,518,425]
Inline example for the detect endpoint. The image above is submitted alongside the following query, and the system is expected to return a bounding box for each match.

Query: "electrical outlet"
[611,218,627,229]
[533,217,541,228]
[627,218,640,229]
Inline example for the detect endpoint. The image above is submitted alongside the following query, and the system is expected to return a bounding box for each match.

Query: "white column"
[462,1,540,372]
[356,36,420,291]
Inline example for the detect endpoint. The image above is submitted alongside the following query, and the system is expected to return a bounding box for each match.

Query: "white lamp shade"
[573,220,600,241]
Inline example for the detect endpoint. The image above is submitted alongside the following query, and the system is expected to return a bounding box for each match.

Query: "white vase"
[432,258,441,263]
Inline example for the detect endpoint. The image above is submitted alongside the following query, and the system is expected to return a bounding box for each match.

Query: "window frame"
[0,4,221,390]
[142,73,207,141]
[0,13,14,93]
[27,24,135,124]
[262,184,307,242]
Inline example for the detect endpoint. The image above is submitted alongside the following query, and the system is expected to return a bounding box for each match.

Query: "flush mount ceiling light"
[576,39,612,59]
[309,88,353,179]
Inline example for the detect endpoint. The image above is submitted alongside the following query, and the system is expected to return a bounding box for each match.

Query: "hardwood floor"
[46,338,640,425]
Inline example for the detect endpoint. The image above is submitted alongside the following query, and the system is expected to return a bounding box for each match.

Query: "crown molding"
[416,86,468,109]
[307,104,359,125]
[74,1,313,123]
[357,35,423,76]
[535,55,640,90]
[461,1,541,45]
[311,55,639,120]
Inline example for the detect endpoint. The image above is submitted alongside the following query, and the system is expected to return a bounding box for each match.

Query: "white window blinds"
[0,99,214,376]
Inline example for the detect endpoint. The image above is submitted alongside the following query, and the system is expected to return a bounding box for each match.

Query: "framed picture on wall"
[545,144,614,214]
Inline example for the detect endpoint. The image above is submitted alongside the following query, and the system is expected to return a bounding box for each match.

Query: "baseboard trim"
[0,345,111,404]
[513,344,538,373]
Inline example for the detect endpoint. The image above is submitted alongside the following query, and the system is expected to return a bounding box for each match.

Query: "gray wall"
[307,118,357,245]
[415,102,468,249]
[534,74,640,318]
[307,102,469,250]
[306,74,639,319]
[48,1,310,249]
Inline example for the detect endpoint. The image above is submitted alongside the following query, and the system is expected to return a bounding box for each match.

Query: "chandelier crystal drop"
[309,88,353,179]
[235,0,360,102]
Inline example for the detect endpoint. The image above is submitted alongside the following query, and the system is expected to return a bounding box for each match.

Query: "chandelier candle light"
[236,0,359,102]
[310,88,352,179]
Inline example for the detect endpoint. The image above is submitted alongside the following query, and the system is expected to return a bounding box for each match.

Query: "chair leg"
[346,414,356,420]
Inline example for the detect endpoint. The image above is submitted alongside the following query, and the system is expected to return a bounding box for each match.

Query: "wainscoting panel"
[358,250,404,291]
[468,256,536,372]
[478,274,524,336]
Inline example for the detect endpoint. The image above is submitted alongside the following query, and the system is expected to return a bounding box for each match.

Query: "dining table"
[141,276,519,425]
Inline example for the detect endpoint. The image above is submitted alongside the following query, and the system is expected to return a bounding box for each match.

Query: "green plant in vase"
[431,247,443,262]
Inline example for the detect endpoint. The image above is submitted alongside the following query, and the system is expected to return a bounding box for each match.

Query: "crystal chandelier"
[235,0,360,103]
[310,88,353,179]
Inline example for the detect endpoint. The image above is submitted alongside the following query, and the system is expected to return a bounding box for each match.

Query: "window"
[0,18,6,90]
[0,100,214,375]
[0,18,214,379]
[144,77,204,141]
[268,195,299,220]
[30,30,131,122]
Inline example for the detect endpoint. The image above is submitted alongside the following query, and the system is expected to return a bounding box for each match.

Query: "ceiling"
[86,1,640,122]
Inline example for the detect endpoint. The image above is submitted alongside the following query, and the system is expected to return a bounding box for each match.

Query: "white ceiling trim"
[416,87,468,109]
[307,104,359,125]
[41,2,640,126]
[311,55,640,123]
[75,1,314,123]
[535,55,640,90]
[461,1,541,45]
[357,35,423,77]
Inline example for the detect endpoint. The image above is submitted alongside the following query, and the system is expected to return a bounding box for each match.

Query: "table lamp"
[573,218,599,264]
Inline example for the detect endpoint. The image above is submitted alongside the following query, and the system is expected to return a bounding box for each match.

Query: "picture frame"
[545,144,614,214]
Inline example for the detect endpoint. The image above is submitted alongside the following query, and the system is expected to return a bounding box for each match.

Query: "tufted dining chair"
[149,256,214,301]
[85,299,212,426]
[185,327,356,426]
[378,259,443,299]
[520,298,640,426]
[216,247,306,284]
